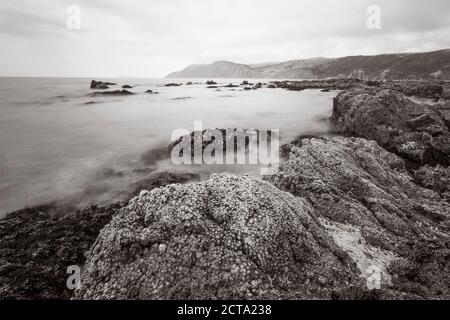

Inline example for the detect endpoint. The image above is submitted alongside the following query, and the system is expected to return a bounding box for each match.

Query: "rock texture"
[332,87,450,167]
[76,173,370,300]
[0,169,199,299]
[267,137,450,299]
[75,137,450,299]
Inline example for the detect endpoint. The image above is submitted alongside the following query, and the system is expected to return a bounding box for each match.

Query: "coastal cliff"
[168,49,450,80]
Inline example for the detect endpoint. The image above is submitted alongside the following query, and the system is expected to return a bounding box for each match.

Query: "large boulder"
[332,88,450,167]
[75,173,366,299]
[267,137,450,298]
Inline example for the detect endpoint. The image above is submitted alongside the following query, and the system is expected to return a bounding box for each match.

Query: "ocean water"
[0,77,336,217]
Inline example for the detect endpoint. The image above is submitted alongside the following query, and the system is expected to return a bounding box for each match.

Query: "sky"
[0,0,449,77]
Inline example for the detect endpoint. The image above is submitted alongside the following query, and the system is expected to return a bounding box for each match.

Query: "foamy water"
[0,77,337,216]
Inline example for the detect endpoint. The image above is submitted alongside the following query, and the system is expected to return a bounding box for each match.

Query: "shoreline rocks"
[267,136,449,299]
[76,136,450,299]
[75,173,366,299]
[332,87,450,167]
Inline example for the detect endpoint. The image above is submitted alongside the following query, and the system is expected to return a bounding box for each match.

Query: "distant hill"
[167,49,450,80]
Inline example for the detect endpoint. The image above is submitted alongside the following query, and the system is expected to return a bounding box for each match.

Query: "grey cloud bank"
[0,0,449,77]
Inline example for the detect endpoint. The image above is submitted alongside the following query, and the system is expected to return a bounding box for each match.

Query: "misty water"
[0,77,337,217]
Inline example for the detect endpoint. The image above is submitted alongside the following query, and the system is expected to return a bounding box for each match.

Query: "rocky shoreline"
[1,79,449,299]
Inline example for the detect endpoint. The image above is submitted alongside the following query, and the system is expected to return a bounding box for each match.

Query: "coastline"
[1,78,449,299]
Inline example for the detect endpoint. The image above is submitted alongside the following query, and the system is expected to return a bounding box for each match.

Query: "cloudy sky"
[0,0,449,77]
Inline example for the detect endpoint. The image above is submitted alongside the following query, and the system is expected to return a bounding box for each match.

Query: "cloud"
[0,0,449,77]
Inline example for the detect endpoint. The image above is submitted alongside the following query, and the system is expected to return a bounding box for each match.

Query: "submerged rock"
[164,83,181,87]
[91,89,134,96]
[75,173,364,299]
[332,87,450,167]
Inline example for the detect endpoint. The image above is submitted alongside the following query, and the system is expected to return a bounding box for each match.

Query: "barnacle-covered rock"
[267,137,450,298]
[75,173,366,299]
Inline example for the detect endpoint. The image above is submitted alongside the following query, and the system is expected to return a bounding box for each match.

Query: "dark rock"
[171,97,192,100]
[332,87,450,167]
[0,166,199,299]
[206,85,218,89]
[274,78,362,91]
[90,80,116,89]
[223,83,239,88]
[243,86,252,91]
[91,90,134,96]
[267,84,277,89]
[413,165,450,198]
[122,85,132,89]
[186,82,193,85]
[205,80,217,85]
[164,83,181,87]
[0,203,120,299]
[145,89,158,94]
[380,82,443,99]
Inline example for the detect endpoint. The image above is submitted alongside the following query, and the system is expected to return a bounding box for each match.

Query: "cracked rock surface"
[268,137,450,298]
[332,87,450,167]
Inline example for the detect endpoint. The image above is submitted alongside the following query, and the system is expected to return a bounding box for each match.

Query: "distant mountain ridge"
[167,49,450,80]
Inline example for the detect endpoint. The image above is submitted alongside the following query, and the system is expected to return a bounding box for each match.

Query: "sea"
[0,77,337,217]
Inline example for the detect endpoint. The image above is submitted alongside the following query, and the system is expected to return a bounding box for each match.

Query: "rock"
[168,128,277,162]
[206,85,218,89]
[332,87,450,167]
[145,89,158,94]
[171,97,192,100]
[205,80,217,85]
[164,83,181,87]
[267,84,277,89]
[274,79,363,91]
[122,85,132,89]
[223,83,239,88]
[266,137,450,299]
[186,82,193,85]
[413,165,450,198]
[91,90,134,96]
[75,173,364,299]
[243,87,252,91]
[253,82,263,89]
[90,80,116,89]
[380,82,443,99]
[0,203,120,299]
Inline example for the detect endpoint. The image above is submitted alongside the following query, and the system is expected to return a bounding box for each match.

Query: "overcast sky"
[0,0,449,77]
